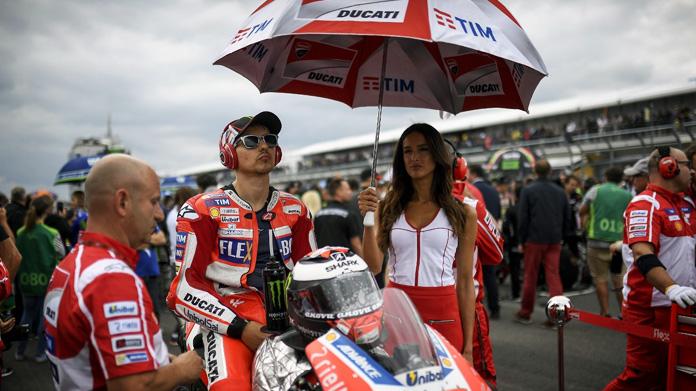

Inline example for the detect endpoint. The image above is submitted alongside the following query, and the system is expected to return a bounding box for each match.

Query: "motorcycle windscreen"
[379,288,440,374]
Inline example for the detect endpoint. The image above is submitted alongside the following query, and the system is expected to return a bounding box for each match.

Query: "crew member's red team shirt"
[622,184,696,308]
[44,232,169,390]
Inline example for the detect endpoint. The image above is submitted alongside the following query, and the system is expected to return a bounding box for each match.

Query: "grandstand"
[171,83,695,187]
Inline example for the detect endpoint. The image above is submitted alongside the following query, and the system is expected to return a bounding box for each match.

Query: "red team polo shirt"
[622,184,696,308]
[44,232,169,390]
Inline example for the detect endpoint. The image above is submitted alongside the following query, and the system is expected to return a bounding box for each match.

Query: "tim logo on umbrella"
[283,38,356,88]
[298,0,407,23]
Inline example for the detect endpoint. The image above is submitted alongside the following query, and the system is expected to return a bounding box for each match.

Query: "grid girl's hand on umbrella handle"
[359,187,379,227]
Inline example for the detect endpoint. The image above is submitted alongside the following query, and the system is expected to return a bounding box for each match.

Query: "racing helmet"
[287,247,383,347]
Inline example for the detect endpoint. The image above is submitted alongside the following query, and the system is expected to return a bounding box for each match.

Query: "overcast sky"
[1,0,695,199]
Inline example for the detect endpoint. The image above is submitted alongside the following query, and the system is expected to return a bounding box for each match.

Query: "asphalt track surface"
[2,283,625,390]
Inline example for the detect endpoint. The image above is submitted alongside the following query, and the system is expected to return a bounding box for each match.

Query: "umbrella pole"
[364,37,390,227]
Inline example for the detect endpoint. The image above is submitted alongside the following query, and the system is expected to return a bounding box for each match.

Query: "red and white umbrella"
[214,0,547,221]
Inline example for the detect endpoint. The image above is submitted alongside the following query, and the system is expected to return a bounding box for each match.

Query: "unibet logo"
[406,370,443,386]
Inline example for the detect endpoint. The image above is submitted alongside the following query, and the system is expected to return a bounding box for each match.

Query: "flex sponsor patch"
[108,318,142,335]
[104,301,138,318]
[218,238,252,265]
[115,351,149,366]
[205,198,231,207]
[178,203,199,221]
[629,217,648,224]
[112,335,145,352]
[630,210,648,218]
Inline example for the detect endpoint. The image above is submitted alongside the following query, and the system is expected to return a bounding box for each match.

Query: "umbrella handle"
[364,211,375,227]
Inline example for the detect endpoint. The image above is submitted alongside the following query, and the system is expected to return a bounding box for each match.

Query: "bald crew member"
[43,154,203,391]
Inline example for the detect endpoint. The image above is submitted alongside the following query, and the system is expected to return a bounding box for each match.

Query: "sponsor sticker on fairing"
[115,351,149,366]
[111,335,145,352]
[108,318,141,335]
[103,301,138,318]
[630,210,648,217]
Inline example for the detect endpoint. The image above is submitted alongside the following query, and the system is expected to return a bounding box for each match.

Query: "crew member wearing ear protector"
[444,139,502,386]
[167,111,317,391]
[656,146,680,179]
[606,146,696,391]
[445,139,485,205]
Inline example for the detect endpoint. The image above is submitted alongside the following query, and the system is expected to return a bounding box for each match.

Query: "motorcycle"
[181,287,490,390]
[253,288,490,391]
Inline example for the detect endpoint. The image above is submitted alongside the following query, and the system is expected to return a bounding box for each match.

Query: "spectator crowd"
[1,129,695,390]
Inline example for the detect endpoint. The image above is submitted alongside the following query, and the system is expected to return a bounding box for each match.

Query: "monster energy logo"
[267,279,286,309]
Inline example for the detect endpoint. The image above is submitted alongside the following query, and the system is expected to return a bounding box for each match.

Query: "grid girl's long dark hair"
[377,123,468,252]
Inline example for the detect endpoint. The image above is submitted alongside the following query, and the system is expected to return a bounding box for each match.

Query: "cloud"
[1,0,695,199]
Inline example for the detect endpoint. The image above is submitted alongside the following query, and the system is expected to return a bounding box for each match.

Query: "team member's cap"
[226,111,282,141]
[624,157,649,176]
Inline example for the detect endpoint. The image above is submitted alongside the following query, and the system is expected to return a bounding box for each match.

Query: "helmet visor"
[292,271,382,320]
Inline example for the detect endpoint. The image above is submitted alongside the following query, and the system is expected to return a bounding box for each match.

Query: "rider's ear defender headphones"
[219,122,282,170]
[443,138,468,181]
[657,146,679,179]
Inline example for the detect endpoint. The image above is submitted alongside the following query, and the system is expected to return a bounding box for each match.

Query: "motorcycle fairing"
[306,329,403,390]
[425,325,491,391]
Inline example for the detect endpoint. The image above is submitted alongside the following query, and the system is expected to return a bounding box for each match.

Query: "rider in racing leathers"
[167,112,317,390]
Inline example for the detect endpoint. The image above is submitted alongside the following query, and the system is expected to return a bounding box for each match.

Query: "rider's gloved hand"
[665,284,696,308]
